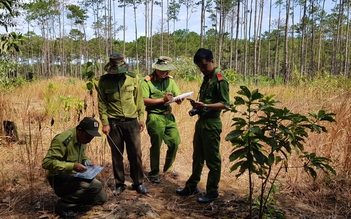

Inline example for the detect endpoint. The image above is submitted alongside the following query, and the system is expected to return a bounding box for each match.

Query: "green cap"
[152,56,177,71]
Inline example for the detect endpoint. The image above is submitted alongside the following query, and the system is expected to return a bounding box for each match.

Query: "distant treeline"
[1,0,350,85]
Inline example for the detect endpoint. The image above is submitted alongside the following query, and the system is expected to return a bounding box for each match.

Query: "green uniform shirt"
[141,74,181,114]
[42,128,90,176]
[97,73,145,125]
[199,68,230,118]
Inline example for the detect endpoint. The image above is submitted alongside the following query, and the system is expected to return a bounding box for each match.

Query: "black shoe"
[61,211,78,219]
[176,186,199,196]
[112,186,126,196]
[149,177,161,183]
[197,192,219,203]
[132,184,149,194]
[55,203,77,219]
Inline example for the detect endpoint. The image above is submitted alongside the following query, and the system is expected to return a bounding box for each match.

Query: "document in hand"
[74,166,104,180]
[164,91,194,106]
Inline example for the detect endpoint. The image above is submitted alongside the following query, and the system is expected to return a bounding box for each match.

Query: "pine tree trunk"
[283,0,291,84]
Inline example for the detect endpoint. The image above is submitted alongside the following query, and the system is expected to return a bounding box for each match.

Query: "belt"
[199,115,220,119]
[148,111,171,115]
[109,117,136,122]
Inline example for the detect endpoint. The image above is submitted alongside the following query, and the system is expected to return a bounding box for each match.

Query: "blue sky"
[87,3,202,42]
[99,2,335,42]
[4,1,335,42]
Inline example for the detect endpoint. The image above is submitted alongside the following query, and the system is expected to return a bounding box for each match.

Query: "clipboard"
[74,166,104,180]
[164,91,194,106]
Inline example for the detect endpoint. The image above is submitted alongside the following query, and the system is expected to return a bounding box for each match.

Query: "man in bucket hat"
[141,56,183,184]
[103,52,126,74]
[42,117,107,219]
[97,52,148,196]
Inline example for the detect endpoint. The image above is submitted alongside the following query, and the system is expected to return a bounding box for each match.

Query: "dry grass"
[0,77,351,218]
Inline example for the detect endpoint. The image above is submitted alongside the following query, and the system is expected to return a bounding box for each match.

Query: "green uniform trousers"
[48,174,107,211]
[186,117,222,194]
[146,113,181,177]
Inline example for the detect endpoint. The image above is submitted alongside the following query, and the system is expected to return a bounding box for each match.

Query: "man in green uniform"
[97,52,148,196]
[42,117,107,219]
[176,48,230,203]
[141,56,183,183]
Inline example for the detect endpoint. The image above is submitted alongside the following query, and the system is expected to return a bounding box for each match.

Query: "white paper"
[164,91,194,106]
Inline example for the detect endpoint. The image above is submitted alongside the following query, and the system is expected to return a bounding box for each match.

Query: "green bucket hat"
[104,52,129,74]
[152,56,177,71]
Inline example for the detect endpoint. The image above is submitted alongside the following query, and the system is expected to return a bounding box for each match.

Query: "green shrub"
[226,86,336,219]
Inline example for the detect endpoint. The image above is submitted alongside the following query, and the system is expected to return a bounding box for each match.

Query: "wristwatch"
[204,104,208,110]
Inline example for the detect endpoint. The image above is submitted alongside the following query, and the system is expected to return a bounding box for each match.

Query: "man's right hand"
[74,163,88,172]
[163,93,174,103]
[102,125,110,135]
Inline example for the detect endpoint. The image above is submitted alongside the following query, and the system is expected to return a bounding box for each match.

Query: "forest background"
[2,0,351,218]
[0,0,347,85]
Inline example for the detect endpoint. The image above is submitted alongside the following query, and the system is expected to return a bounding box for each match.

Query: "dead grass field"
[0,77,351,218]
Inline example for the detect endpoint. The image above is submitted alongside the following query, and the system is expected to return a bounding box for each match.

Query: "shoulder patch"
[144,75,153,82]
[216,73,224,81]
[63,135,72,146]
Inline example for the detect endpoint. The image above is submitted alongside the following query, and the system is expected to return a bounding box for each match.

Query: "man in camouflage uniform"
[97,52,148,195]
[141,56,183,183]
[176,48,230,203]
[42,117,107,219]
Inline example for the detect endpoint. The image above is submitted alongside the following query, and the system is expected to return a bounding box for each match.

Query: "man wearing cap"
[42,117,107,218]
[97,52,148,195]
[141,56,183,183]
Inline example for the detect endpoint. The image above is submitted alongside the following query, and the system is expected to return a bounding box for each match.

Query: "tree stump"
[3,121,19,142]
